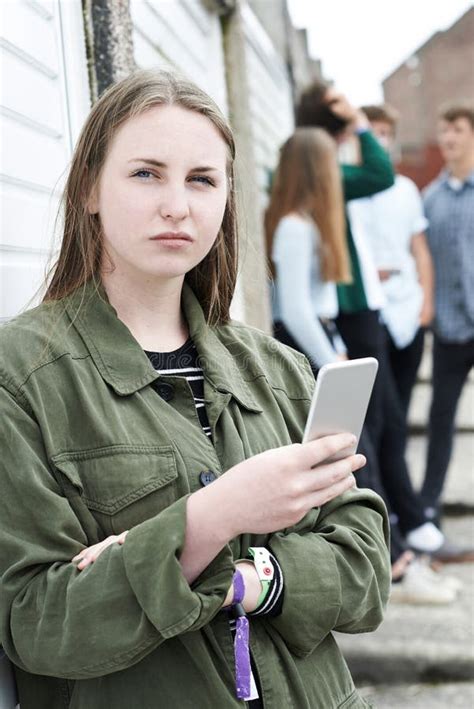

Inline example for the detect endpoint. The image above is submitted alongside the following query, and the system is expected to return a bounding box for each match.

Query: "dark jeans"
[421,336,474,516]
[336,310,426,534]
[335,310,385,450]
[356,428,407,563]
[389,327,425,417]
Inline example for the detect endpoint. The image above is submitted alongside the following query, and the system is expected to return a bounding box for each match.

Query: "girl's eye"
[189,175,214,186]
[133,169,155,179]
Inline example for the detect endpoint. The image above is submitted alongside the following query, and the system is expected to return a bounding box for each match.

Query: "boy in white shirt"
[349,104,434,416]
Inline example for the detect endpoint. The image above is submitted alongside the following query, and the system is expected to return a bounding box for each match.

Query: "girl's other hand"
[72,530,129,570]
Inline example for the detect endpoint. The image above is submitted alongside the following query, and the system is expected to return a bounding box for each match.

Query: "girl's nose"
[159,185,190,221]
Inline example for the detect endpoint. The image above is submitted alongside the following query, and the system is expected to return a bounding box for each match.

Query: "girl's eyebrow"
[127,158,220,172]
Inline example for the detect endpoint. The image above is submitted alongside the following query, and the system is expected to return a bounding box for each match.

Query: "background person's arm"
[342,130,395,201]
[411,231,435,326]
[327,97,394,201]
[273,218,339,368]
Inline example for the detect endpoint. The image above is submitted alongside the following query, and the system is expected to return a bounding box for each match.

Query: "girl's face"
[88,104,229,283]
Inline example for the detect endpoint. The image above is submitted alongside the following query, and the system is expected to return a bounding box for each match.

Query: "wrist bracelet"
[230,569,251,700]
[247,547,274,607]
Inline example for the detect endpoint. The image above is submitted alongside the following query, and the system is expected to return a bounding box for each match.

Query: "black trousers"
[336,310,426,535]
[389,327,425,417]
[421,336,474,515]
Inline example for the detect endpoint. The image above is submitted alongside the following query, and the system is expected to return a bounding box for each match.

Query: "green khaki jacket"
[0,281,390,709]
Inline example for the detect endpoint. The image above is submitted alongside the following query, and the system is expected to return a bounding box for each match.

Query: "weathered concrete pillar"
[82,0,135,100]
[221,1,272,332]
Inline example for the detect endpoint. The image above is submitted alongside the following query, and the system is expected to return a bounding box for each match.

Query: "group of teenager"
[267,80,474,605]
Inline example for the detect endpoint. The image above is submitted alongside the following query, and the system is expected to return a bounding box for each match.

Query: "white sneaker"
[417,556,463,594]
[406,522,444,553]
[390,561,457,605]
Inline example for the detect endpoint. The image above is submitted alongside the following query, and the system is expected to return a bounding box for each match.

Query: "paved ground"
[406,433,474,509]
[358,681,474,708]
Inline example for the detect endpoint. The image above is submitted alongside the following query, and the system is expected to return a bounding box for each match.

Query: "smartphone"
[302,357,379,461]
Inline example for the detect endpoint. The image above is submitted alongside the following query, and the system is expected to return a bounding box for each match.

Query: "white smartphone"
[302,357,379,461]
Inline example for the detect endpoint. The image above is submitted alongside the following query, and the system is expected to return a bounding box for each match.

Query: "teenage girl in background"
[265,127,350,375]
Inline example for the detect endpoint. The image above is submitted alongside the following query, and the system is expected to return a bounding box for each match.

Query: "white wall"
[241,2,294,207]
[131,0,228,113]
[0,0,90,321]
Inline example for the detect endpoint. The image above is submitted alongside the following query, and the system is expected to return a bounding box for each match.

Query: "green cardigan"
[337,131,395,313]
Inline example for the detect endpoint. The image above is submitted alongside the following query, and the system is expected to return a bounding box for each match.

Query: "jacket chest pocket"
[52,445,179,536]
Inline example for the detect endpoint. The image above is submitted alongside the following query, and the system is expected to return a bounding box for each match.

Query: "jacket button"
[156,382,175,401]
[199,471,217,486]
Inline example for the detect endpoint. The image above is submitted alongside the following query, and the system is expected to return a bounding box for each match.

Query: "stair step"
[406,433,474,509]
[408,381,474,432]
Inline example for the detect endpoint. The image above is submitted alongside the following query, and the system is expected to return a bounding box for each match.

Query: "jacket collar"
[65,280,262,412]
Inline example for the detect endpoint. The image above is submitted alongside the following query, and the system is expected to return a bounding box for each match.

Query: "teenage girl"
[0,70,390,709]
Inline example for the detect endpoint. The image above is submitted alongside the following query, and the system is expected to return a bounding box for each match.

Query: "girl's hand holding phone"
[191,433,365,540]
[72,434,364,570]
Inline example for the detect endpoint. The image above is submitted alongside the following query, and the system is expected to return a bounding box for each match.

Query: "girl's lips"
[150,232,193,242]
[150,236,193,248]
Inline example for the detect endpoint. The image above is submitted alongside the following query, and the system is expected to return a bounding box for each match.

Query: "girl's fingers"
[298,433,357,469]
[77,540,112,569]
[308,471,357,509]
[72,531,130,565]
[304,454,365,493]
[73,532,129,569]
[72,545,101,563]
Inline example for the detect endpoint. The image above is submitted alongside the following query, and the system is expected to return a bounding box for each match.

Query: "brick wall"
[383,7,474,189]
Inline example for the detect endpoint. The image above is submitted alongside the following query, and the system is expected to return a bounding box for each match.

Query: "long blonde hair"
[265,127,350,283]
[43,69,239,325]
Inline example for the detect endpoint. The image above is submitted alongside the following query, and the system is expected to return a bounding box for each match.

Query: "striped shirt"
[145,338,212,439]
[423,169,474,343]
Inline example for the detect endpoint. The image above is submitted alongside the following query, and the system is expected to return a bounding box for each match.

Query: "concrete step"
[336,516,474,687]
[406,432,474,510]
[407,381,474,433]
[357,681,474,708]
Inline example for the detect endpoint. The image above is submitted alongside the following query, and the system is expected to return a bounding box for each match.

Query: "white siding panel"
[2,116,67,191]
[130,0,228,114]
[1,51,64,136]
[0,0,59,76]
[242,4,294,206]
[0,0,89,320]
[0,251,49,318]
[1,181,60,252]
